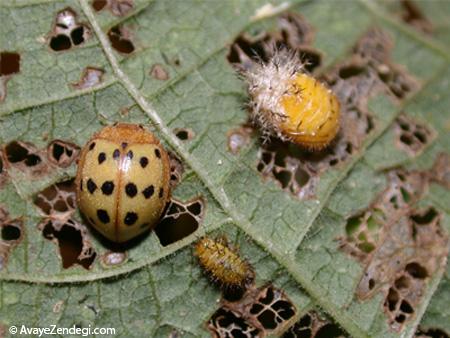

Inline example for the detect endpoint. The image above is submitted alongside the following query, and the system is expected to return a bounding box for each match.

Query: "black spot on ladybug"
[140,156,148,168]
[87,178,97,194]
[113,149,120,160]
[155,148,161,158]
[125,182,137,197]
[127,150,133,159]
[101,181,115,195]
[159,187,164,198]
[142,185,154,199]
[97,209,110,224]
[124,212,138,226]
[121,142,128,149]
[89,142,96,151]
[98,152,106,164]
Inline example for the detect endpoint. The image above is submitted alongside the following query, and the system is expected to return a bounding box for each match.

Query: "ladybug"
[76,123,170,243]
[245,49,340,149]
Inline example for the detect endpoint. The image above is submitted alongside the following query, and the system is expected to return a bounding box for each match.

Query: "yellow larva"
[245,50,340,149]
[194,236,254,289]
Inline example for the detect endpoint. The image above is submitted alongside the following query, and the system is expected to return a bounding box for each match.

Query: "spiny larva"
[76,123,170,243]
[194,236,255,289]
[245,50,341,149]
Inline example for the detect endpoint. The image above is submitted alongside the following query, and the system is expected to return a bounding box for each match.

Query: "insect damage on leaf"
[415,326,450,338]
[34,179,76,219]
[92,0,134,17]
[430,152,450,189]
[174,128,194,142]
[208,284,297,338]
[394,114,436,157]
[0,206,23,271]
[398,0,433,34]
[339,158,449,331]
[0,52,20,77]
[227,125,254,155]
[108,25,135,54]
[283,310,347,338]
[167,152,184,189]
[47,8,91,52]
[3,141,49,177]
[71,67,105,90]
[0,51,21,103]
[227,13,320,73]
[39,218,96,270]
[150,64,170,81]
[47,140,80,168]
[155,197,204,246]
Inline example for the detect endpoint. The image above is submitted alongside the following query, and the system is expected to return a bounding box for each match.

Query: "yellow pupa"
[245,50,340,149]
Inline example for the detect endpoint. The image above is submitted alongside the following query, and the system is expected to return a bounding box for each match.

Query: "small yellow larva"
[245,50,340,149]
[194,236,255,289]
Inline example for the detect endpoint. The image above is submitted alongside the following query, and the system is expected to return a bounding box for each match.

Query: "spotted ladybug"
[76,123,170,242]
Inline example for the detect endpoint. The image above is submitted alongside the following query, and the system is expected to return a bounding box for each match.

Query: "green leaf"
[1,0,449,337]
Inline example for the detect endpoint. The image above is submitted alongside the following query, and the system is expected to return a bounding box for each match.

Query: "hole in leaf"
[395,314,406,323]
[47,140,80,167]
[298,47,322,73]
[1,223,21,241]
[415,327,450,338]
[70,26,86,45]
[34,179,76,217]
[92,0,107,11]
[257,310,277,330]
[108,26,135,54]
[339,64,366,79]
[387,288,399,311]
[208,307,261,338]
[315,324,347,338]
[174,128,194,141]
[5,141,29,163]
[395,275,410,289]
[50,35,72,51]
[41,219,96,269]
[168,152,184,189]
[405,262,428,279]
[410,207,438,225]
[0,52,21,76]
[154,198,203,246]
[48,8,91,51]
[400,300,414,314]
